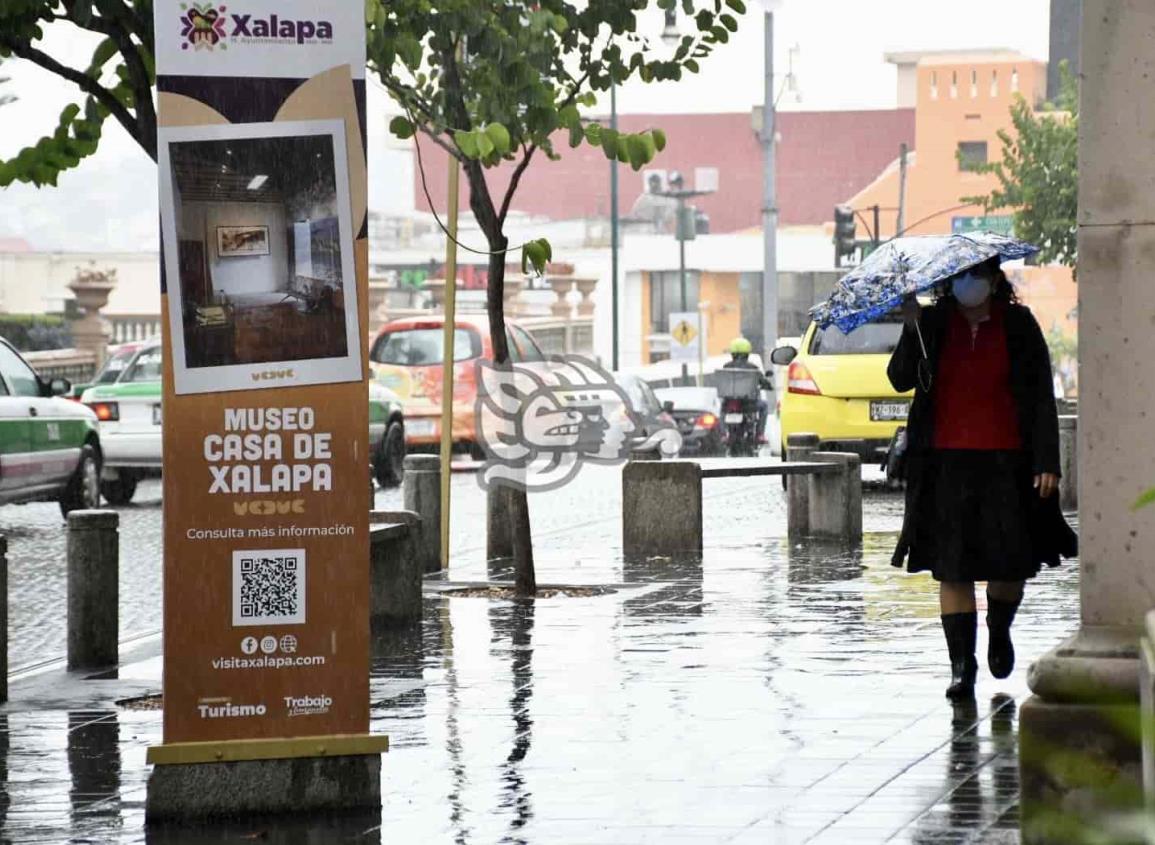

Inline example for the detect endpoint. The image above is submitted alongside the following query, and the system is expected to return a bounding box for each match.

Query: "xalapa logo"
[475,355,682,493]
[179,3,228,51]
[179,5,335,51]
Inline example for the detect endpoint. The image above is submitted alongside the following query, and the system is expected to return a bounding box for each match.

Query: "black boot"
[941,612,977,700]
[986,596,1021,680]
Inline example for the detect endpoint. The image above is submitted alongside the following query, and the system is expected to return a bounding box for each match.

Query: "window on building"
[930,71,938,100]
[990,69,999,97]
[1012,67,1019,92]
[958,141,989,172]
[970,69,978,97]
[649,271,700,334]
[950,70,958,98]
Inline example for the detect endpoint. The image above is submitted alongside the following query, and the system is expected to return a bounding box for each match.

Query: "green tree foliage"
[0,1,155,187]
[964,62,1078,267]
[368,0,743,594]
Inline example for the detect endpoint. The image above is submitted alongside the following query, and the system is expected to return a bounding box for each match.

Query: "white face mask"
[953,272,991,308]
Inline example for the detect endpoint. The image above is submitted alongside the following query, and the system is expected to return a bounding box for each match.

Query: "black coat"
[887,300,1078,570]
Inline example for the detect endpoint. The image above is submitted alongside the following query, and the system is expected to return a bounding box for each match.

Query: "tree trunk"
[484,234,536,597]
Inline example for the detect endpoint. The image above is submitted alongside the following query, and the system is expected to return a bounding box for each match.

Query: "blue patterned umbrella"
[810,231,1040,334]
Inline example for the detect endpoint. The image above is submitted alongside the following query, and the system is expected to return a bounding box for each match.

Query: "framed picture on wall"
[157,118,361,395]
[217,225,270,257]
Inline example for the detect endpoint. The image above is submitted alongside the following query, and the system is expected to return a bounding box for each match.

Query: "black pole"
[678,195,688,385]
[872,204,881,247]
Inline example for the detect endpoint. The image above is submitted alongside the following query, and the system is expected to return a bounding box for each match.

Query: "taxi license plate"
[870,401,910,421]
[724,413,744,424]
[152,404,162,425]
[408,419,437,437]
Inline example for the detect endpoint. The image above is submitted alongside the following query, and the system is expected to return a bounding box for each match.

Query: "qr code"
[231,549,306,626]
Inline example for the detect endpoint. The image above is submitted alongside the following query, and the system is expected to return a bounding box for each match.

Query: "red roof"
[0,238,33,253]
[413,109,914,232]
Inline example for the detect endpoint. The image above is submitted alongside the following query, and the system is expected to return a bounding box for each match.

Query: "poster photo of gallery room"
[167,127,354,371]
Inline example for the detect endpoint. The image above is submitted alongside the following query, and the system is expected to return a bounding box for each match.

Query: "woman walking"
[888,257,1077,700]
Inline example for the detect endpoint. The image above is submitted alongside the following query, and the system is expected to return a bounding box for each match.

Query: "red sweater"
[933,302,1022,450]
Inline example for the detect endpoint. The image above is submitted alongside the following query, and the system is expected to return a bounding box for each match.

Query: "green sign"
[951,215,1014,236]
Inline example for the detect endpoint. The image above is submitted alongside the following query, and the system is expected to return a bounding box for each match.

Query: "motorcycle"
[714,368,762,458]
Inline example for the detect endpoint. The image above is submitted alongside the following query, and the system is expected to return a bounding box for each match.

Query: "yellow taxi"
[772,312,913,465]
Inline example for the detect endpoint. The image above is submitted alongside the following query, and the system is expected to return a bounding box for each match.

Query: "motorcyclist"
[722,337,772,444]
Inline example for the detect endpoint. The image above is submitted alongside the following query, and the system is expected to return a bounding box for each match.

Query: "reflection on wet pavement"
[0,472,1078,843]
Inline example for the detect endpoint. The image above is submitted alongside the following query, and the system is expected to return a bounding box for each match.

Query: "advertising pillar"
[147,0,382,813]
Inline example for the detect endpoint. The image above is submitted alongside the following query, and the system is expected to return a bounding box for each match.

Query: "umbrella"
[809,231,1040,335]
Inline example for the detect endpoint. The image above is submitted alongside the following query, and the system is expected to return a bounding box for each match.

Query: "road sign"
[669,312,704,363]
[951,215,1014,236]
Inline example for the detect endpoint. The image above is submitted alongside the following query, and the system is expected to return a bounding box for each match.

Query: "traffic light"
[833,205,857,268]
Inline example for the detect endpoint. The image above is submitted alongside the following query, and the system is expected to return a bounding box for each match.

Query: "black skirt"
[905,449,1042,582]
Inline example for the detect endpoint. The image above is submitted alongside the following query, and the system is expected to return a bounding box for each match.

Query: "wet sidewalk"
[0,472,1080,844]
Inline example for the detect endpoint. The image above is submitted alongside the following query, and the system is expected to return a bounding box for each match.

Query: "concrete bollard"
[487,485,516,562]
[809,452,863,544]
[1059,415,1078,512]
[369,510,423,626]
[622,460,703,559]
[67,510,119,670]
[402,455,441,573]
[0,535,6,704]
[786,433,820,540]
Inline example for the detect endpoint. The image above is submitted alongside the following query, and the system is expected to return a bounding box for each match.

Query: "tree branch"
[0,34,144,154]
[90,13,156,158]
[499,144,537,226]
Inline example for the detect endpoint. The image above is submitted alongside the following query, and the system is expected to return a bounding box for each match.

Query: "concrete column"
[67,267,117,370]
[548,276,574,318]
[67,510,119,670]
[808,452,862,544]
[622,460,702,560]
[1141,611,1155,807]
[0,535,6,704]
[786,433,819,540]
[369,512,423,626]
[1020,5,1155,839]
[1059,415,1078,512]
[402,455,441,573]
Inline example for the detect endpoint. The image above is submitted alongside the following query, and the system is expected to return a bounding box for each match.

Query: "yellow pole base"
[147,733,389,766]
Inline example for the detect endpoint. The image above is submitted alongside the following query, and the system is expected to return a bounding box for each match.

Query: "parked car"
[67,340,150,399]
[80,341,163,503]
[654,386,724,456]
[0,338,102,516]
[369,315,548,456]
[772,313,912,464]
[370,379,406,488]
[613,372,680,458]
[81,341,407,503]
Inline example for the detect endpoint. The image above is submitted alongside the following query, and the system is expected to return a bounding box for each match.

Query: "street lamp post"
[761,4,778,365]
[610,83,620,371]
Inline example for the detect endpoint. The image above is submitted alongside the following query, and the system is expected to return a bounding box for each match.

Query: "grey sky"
[0,0,1051,252]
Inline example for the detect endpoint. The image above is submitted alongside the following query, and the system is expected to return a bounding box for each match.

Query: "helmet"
[728,337,753,356]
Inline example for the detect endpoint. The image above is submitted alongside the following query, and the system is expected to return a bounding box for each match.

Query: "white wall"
[182,201,288,298]
[0,251,160,315]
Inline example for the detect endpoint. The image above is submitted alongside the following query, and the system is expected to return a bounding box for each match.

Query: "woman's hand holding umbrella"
[902,295,921,329]
[1034,473,1058,498]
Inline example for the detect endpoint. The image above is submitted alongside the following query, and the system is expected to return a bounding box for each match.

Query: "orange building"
[849,50,1047,239]
[845,50,1078,397]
